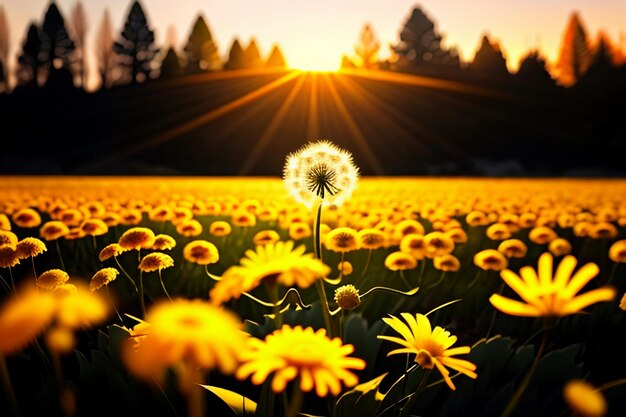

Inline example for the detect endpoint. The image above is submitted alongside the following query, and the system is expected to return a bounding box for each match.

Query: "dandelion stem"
[8,266,17,297]
[31,257,38,280]
[285,379,304,417]
[51,350,73,417]
[467,270,482,290]
[486,282,505,339]
[427,271,446,290]
[399,271,412,291]
[114,256,138,293]
[400,370,431,417]
[159,270,172,302]
[138,271,146,317]
[55,240,66,271]
[499,327,549,417]
[313,200,334,336]
[358,249,373,280]
[106,285,124,324]
[417,260,426,286]
[607,263,618,285]
[0,353,19,416]
[187,366,205,417]
[0,274,11,292]
[267,282,283,329]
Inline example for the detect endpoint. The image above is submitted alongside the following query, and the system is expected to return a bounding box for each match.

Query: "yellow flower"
[288,222,312,240]
[589,222,618,239]
[15,237,47,259]
[210,241,330,305]
[356,228,386,250]
[424,232,455,258]
[236,325,366,396]
[325,227,359,253]
[283,141,359,208]
[489,253,616,317]
[548,238,572,257]
[400,234,426,260]
[149,205,174,222]
[172,206,193,223]
[122,299,247,381]
[118,227,156,251]
[0,230,18,246]
[385,251,418,271]
[175,219,203,237]
[90,268,119,291]
[609,240,626,263]
[434,254,460,272]
[528,226,558,245]
[393,220,425,240]
[45,326,76,354]
[0,244,20,268]
[445,228,468,244]
[466,211,489,227]
[253,230,281,246]
[12,208,42,228]
[0,213,10,231]
[563,380,606,417]
[102,211,121,227]
[334,285,360,310]
[378,313,477,390]
[232,210,256,227]
[79,219,108,237]
[152,234,176,251]
[498,239,528,258]
[183,240,219,265]
[620,292,626,310]
[209,221,232,237]
[338,261,353,276]
[474,249,508,271]
[56,285,109,329]
[0,287,56,354]
[58,208,84,226]
[486,223,511,241]
[37,269,70,290]
[573,221,592,237]
[119,208,143,225]
[139,253,174,272]
[99,243,123,261]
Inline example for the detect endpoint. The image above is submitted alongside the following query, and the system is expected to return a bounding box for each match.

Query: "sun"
[288,53,340,72]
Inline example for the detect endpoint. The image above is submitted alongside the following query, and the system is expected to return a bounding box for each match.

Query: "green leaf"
[334,373,388,417]
[200,385,257,416]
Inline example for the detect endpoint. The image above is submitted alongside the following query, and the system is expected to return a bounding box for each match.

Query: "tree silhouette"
[0,6,8,90]
[16,23,43,86]
[224,38,245,70]
[341,55,356,69]
[184,15,221,72]
[555,12,591,87]
[469,35,509,76]
[69,1,88,88]
[265,44,286,68]
[393,6,460,69]
[243,39,263,69]
[95,9,116,89]
[113,0,159,84]
[516,50,553,84]
[159,47,183,79]
[354,23,380,69]
[40,1,76,75]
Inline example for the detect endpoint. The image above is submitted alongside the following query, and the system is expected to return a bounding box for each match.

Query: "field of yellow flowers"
[1,161,626,416]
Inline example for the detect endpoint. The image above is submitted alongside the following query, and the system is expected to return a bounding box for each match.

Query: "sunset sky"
[2,0,625,89]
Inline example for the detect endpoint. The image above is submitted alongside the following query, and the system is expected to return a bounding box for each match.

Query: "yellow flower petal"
[489,294,542,317]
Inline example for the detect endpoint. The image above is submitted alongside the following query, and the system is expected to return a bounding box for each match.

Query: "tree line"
[0,0,287,92]
[345,7,626,89]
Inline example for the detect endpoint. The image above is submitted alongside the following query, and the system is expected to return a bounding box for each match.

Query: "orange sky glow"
[2,0,625,89]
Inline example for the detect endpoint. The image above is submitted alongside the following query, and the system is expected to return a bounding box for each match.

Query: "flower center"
[306,163,340,199]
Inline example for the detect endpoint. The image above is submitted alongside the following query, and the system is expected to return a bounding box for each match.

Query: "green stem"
[52,350,72,417]
[0,353,19,416]
[55,240,66,271]
[598,378,626,391]
[31,257,38,280]
[467,270,482,290]
[486,282,506,339]
[417,260,426,286]
[106,285,124,324]
[8,266,17,297]
[285,380,304,417]
[114,257,138,293]
[159,270,173,302]
[313,201,334,336]
[187,366,205,417]
[268,282,283,329]
[139,271,146,317]
[399,370,431,417]
[399,271,412,291]
[427,271,446,290]
[499,327,549,417]
[607,263,618,285]
[358,249,372,280]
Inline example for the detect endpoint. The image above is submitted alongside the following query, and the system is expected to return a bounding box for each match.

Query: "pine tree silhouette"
[159,47,183,78]
[394,7,460,68]
[17,23,43,85]
[516,51,553,84]
[95,9,115,88]
[354,23,380,69]
[555,12,591,87]
[469,35,509,76]
[184,15,220,72]
[224,38,245,70]
[40,1,75,73]
[341,55,356,69]
[243,39,263,68]
[70,1,88,88]
[265,44,286,68]
[113,0,159,83]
